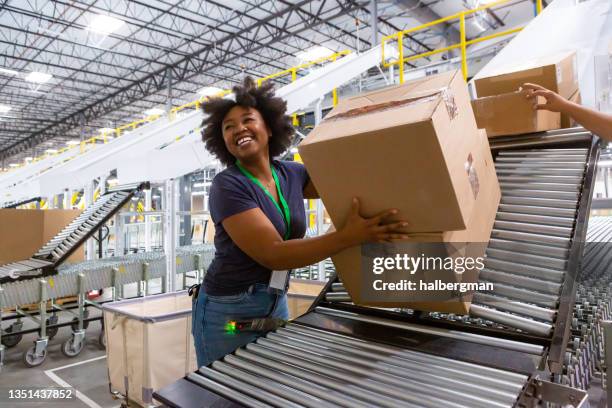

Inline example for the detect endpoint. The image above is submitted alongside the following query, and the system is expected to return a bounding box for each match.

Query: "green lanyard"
[236,161,291,240]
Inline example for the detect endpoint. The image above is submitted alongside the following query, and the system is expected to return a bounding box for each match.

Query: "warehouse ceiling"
[0,0,537,167]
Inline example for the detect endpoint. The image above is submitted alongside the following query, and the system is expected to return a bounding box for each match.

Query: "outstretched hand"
[339,197,410,246]
[522,83,570,113]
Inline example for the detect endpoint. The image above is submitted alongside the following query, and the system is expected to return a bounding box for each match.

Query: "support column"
[85,181,95,260]
[164,179,178,292]
[179,175,192,247]
[369,0,378,47]
[144,189,152,252]
[165,68,173,114]
[314,98,326,282]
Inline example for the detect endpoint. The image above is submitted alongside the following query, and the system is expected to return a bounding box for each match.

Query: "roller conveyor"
[155,128,596,408]
[0,183,148,285]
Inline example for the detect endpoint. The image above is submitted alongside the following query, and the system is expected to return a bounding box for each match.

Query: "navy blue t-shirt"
[204,160,310,295]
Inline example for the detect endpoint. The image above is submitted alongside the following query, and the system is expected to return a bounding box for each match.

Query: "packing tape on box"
[465,153,480,200]
[326,87,458,122]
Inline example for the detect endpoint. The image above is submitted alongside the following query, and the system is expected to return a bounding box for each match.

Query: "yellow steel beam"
[460,13,468,81]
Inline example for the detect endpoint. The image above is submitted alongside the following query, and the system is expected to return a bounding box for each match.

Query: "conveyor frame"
[154,129,601,408]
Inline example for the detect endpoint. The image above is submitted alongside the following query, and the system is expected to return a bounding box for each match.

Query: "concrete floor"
[1,316,119,408]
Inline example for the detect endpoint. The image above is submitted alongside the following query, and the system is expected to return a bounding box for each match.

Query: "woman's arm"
[222,198,408,270]
[523,83,612,141]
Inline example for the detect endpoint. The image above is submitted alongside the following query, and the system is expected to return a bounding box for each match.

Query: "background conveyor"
[0,183,147,285]
[154,127,597,407]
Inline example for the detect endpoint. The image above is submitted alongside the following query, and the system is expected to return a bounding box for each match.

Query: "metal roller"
[494,212,574,228]
[331,282,345,292]
[262,333,518,407]
[488,239,568,259]
[493,220,573,238]
[494,166,584,176]
[314,307,544,355]
[480,281,559,308]
[234,349,409,408]
[211,361,333,408]
[469,305,553,336]
[495,161,585,169]
[497,203,576,218]
[486,248,566,270]
[501,196,578,209]
[473,293,556,322]
[248,341,471,408]
[499,181,581,192]
[498,175,583,184]
[197,366,303,408]
[222,355,371,408]
[489,229,570,248]
[282,323,528,384]
[185,372,271,408]
[496,155,587,163]
[273,328,525,395]
[497,146,588,155]
[326,292,351,302]
[484,258,565,282]
[479,269,562,295]
[500,189,579,201]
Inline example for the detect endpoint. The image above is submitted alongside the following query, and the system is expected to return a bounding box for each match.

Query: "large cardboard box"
[472,91,561,137]
[331,129,500,314]
[0,209,84,265]
[474,51,578,98]
[300,70,482,233]
[561,89,581,128]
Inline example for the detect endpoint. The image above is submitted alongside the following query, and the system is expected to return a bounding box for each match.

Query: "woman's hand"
[339,197,409,246]
[522,83,571,113]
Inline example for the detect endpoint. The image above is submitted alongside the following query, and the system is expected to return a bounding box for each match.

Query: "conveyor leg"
[602,321,612,403]
[0,285,4,372]
[140,262,149,297]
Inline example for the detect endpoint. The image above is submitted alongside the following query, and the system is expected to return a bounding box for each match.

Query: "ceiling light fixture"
[0,68,18,76]
[25,71,52,84]
[66,140,80,146]
[197,87,224,97]
[295,46,334,63]
[9,163,19,167]
[87,14,125,36]
[144,107,166,116]
[0,104,11,114]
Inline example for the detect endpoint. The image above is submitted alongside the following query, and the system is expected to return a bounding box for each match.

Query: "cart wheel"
[61,336,84,358]
[97,330,106,350]
[23,346,47,367]
[1,323,23,348]
[70,311,90,331]
[46,315,59,340]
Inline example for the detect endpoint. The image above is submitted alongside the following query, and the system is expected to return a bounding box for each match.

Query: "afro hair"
[201,76,294,166]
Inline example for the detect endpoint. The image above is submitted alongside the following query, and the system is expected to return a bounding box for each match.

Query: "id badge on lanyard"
[269,270,290,293]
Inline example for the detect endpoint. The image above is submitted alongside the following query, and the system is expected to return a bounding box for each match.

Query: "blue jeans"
[191,283,289,367]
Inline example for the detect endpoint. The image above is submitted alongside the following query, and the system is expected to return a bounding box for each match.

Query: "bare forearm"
[563,101,612,141]
[263,230,353,270]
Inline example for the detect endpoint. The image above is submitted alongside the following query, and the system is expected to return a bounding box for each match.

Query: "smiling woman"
[190,76,409,367]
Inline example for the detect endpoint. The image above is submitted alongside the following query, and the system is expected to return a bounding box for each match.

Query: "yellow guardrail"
[1,50,351,173]
[382,0,543,83]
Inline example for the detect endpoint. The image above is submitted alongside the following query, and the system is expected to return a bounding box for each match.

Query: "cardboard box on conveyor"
[472,51,578,137]
[299,70,500,314]
[471,91,561,137]
[474,50,578,99]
